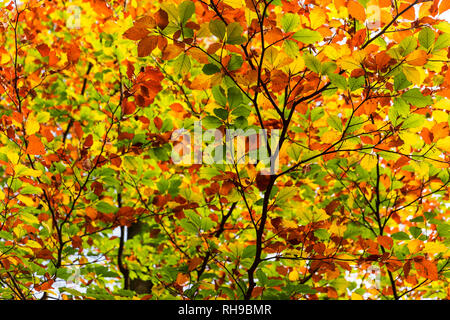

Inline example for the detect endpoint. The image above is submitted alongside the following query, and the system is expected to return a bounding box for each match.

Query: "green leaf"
[391,232,410,240]
[287,143,302,161]
[321,61,337,75]
[283,39,299,58]
[392,97,410,117]
[202,63,220,75]
[394,73,411,91]
[173,53,191,75]
[401,88,432,108]
[231,105,251,117]
[418,27,435,50]
[292,29,323,44]
[399,36,417,56]
[311,107,324,122]
[213,108,228,120]
[410,216,424,223]
[303,53,321,74]
[410,226,422,239]
[228,54,243,71]
[402,113,425,129]
[295,284,317,294]
[433,33,450,51]
[227,87,242,109]
[328,73,347,90]
[314,229,330,240]
[209,20,226,40]
[226,22,245,45]
[242,245,256,259]
[327,115,343,132]
[178,1,195,25]
[202,116,223,129]
[281,13,300,32]
[21,185,43,195]
[157,179,169,193]
[348,76,364,91]
[96,201,118,213]
[212,85,227,106]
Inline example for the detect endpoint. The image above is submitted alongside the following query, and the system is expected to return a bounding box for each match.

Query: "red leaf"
[36,248,53,259]
[122,99,136,115]
[138,36,158,57]
[36,44,50,57]
[84,134,93,148]
[153,117,163,130]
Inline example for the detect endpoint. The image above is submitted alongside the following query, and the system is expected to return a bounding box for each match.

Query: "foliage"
[0,0,449,300]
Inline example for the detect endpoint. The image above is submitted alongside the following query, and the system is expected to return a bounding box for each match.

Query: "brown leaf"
[155,9,169,30]
[138,36,158,57]
[123,26,149,41]
[188,257,203,271]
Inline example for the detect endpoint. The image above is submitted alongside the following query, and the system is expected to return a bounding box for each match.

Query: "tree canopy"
[0,0,449,300]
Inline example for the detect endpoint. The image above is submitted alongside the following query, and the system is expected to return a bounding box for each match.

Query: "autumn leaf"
[138,35,158,57]
[26,135,45,155]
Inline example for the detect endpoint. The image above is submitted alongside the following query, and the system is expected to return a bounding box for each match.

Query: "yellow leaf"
[360,154,377,171]
[310,7,326,29]
[434,99,450,110]
[25,113,40,136]
[321,129,340,144]
[337,55,361,71]
[223,0,244,8]
[0,188,5,201]
[14,164,43,177]
[432,110,448,123]
[399,132,420,148]
[26,240,42,249]
[17,194,35,207]
[1,53,11,64]
[285,56,305,74]
[402,65,424,85]
[288,269,299,281]
[351,292,363,300]
[329,223,346,237]
[423,242,448,255]
[436,136,450,152]
[407,239,422,254]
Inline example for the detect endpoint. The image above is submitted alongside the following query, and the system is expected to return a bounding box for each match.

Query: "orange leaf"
[138,36,158,57]
[67,44,81,64]
[352,29,366,47]
[439,0,450,14]
[348,0,366,21]
[36,44,50,57]
[86,207,98,220]
[406,50,428,66]
[26,135,46,155]
[399,3,415,20]
[375,51,393,69]
[188,257,203,271]
[377,235,393,250]
[135,15,156,28]
[123,26,149,40]
[176,272,189,285]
